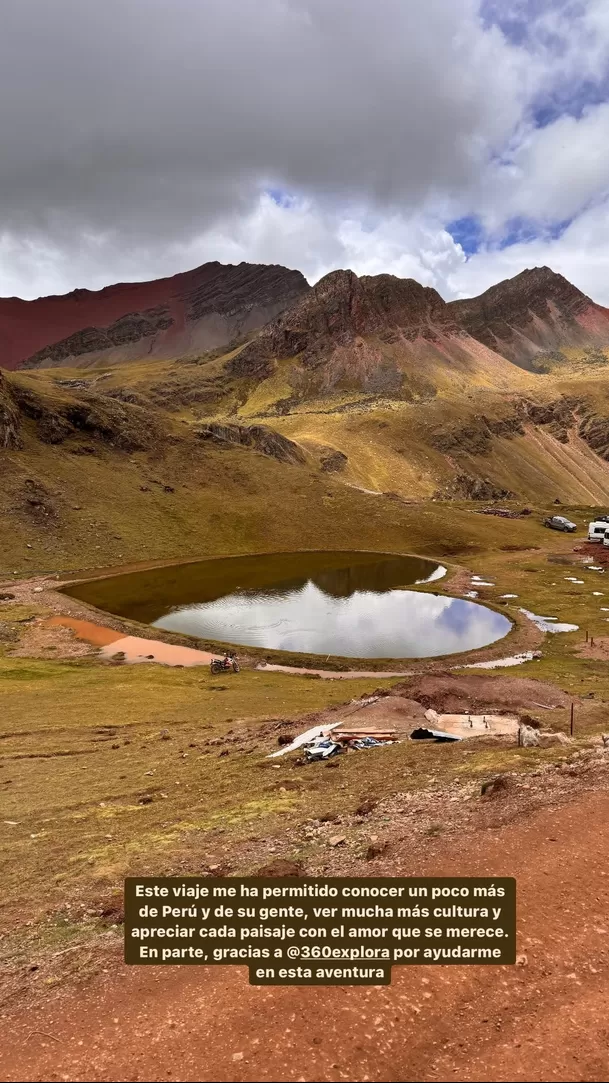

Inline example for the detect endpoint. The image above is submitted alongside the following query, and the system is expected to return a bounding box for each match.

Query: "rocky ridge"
[449,266,609,368]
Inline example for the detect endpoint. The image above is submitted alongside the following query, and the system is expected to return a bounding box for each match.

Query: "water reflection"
[64,551,511,659]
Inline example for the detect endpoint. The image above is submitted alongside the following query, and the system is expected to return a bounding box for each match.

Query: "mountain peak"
[448,264,606,368]
[228,267,462,384]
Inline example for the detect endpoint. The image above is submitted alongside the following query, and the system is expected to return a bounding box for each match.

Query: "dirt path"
[3,787,609,1083]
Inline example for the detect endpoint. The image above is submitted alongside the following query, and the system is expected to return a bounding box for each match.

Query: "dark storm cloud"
[0,0,524,247]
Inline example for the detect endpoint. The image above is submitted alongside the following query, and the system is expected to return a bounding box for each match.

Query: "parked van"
[588,520,609,542]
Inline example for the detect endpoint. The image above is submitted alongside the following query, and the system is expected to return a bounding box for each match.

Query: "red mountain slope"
[0,262,310,371]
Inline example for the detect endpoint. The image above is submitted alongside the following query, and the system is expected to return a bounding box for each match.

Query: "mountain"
[0,261,310,371]
[228,268,526,403]
[449,267,609,370]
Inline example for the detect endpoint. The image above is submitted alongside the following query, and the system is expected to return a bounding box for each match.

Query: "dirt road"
[2,788,609,1083]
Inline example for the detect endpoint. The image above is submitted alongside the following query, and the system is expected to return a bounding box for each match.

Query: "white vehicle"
[588,520,609,542]
[604,532,609,548]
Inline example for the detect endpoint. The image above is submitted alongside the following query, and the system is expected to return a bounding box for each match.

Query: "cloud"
[446,199,609,304]
[0,0,608,305]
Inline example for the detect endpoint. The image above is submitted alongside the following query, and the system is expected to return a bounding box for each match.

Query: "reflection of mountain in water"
[311,556,433,598]
[240,556,435,601]
[64,550,441,625]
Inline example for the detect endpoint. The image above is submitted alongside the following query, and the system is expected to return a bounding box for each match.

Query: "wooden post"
[586,630,589,642]
[570,702,574,737]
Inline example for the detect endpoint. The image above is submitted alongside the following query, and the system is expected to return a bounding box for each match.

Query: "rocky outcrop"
[452,475,515,501]
[430,412,525,457]
[229,269,461,383]
[579,415,609,460]
[0,371,21,448]
[320,449,348,472]
[431,398,585,460]
[22,307,174,368]
[195,422,305,464]
[449,267,609,369]
[8,377,162,451]
[2,261,310,371]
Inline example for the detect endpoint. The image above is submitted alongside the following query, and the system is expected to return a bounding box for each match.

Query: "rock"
[481,775,512,798]
[519,713,541,730]
[33,586,43,593]
[100,896,124,925]
[277,734,295,746]
[366,841,388,860]
[138,794,154,805]
[255,858,305,877]
[519,724,540,747]
[318,811,340,823]
[320,449,348,473]
[356,796,378,817]
[537,731,572,747]
[328,835,346,847]
[0,373,21,448]
[0,592,15,601]
[196,422,305,465]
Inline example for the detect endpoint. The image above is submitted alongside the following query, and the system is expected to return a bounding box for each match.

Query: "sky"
[1,0,609,303]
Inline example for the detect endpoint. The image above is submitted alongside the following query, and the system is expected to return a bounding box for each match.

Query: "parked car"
[588,520,609,542]
[544,515,577,533]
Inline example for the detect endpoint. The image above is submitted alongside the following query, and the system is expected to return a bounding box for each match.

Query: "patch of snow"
[500,594,518,599]
[455,650,539,669]
[464,590,479,599]
[416,565,447,584]
[520,608,579,634]
[593,592,604,596]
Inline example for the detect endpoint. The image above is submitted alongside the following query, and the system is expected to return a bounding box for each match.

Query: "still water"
[64,551,511,659]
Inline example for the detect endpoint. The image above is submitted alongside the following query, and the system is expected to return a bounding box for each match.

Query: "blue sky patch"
[267,187,295,208]
[446,216,484,255]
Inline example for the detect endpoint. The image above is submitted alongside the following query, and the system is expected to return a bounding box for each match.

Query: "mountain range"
[2,260,609,379]
[3,256,609,565]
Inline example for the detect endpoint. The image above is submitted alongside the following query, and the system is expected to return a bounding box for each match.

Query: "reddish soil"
[3,785,609,1083]
[99,635,216,666]
[43,616,123,647]
[577,543,609,564]
[0,261,307,369]
[393,673,572,713]
[576,635,609,661]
